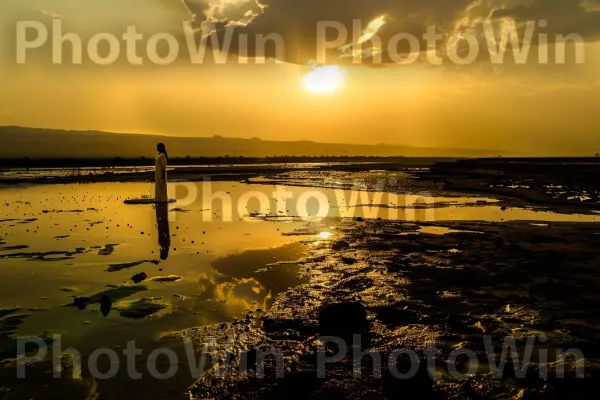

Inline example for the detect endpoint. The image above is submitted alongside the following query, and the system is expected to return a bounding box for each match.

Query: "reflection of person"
[155,143,168,202]
[155,203,171,260]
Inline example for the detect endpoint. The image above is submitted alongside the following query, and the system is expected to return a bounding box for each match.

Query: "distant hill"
[0,126,505,159]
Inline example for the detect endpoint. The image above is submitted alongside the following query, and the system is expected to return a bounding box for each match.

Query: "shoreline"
[0,162,416,186]
[2,159,600,215]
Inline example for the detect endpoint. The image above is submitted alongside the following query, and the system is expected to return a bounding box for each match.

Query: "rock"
[131,272,147,283]
[318,301,368,334]
[73,297,91,310]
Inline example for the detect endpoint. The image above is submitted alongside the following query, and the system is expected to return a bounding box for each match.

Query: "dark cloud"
[188,0,472,64]
[182,0,600,65]
[490,0,600,39]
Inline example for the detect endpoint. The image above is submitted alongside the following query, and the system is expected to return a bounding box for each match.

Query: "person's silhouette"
[155,203,171,260]
[155,143,168,202]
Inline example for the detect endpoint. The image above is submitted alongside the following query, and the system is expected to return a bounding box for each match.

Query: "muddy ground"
[424,158,600,211]
[162,219,600,399]
[1,164,600,399]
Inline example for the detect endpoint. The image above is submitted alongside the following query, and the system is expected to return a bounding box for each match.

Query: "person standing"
[155,143,168,202]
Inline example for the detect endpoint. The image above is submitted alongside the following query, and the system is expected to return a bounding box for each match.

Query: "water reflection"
[100,294,112,317]
[155,204,171,260]
[201,242,309,312]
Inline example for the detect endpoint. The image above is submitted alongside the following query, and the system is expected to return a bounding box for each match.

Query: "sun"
[302,66,346,94]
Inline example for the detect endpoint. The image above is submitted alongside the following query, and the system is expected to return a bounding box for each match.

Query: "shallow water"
[0,183,315,352]
[1,182,596,333]
[0,162,381,180]
[0,181,597,397]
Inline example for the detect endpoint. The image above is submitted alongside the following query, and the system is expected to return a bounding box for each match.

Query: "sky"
[1,0,600,155]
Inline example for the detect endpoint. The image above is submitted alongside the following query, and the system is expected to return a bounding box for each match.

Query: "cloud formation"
[2,0,598,66]
[180,0,600,65]
[182,0,266,32]
[489,0,600,39]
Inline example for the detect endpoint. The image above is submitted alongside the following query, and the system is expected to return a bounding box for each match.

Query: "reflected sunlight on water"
[0,180,596,354]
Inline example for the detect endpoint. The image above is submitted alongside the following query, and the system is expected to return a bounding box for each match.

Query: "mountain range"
[0,126,505,159]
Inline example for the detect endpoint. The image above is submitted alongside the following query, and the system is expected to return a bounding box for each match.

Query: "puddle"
[0,183,310,356]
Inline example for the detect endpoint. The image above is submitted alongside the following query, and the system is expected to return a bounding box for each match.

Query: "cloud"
[182,0,266,33]
[181,0,600,65]
[488,0,600,39]
[4,0,190,33]
[4,0,599,66]
[193,0,474,64]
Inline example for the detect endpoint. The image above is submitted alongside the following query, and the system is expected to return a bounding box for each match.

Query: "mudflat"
[0,164,598,399]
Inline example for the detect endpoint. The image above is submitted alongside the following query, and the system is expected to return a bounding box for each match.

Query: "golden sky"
[1,0,600,155]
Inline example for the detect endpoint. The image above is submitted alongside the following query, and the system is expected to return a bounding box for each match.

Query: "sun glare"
[303,66,345,94]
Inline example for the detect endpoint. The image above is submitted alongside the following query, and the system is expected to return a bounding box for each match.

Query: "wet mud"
[167,219,600,399]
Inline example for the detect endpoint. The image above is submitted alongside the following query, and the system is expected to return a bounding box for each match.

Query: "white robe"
[155,153,168,202]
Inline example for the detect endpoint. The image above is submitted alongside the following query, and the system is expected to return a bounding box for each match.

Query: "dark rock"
[73,297,91,310]
[131,272,147,283]
[318,301,369,334]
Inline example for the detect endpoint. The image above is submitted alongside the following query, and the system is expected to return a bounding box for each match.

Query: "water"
[1,182,596,332]
[0,180,597,398]
[0,162,385,181]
